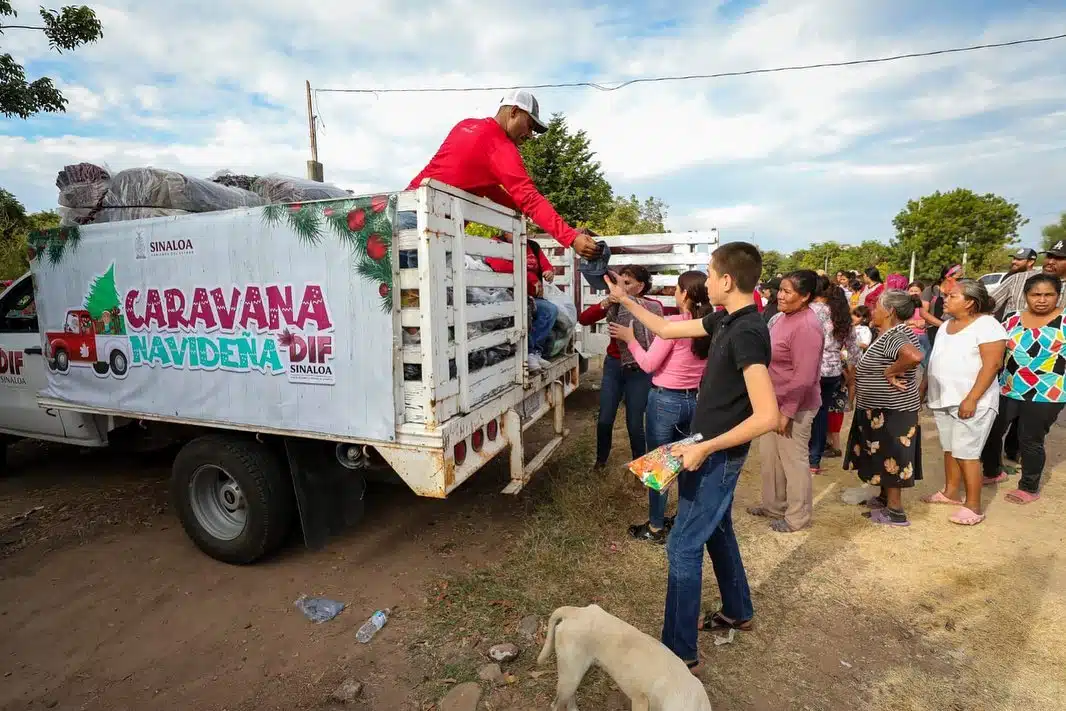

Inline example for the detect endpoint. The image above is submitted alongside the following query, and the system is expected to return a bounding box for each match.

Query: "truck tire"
[54,348,69,373]
[109,349,128,376]
[171,434,295,564]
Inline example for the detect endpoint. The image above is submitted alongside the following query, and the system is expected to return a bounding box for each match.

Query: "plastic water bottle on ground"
[356,608,390,643]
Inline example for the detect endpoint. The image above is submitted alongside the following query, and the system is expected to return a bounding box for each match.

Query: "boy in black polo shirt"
[606,242,779,673]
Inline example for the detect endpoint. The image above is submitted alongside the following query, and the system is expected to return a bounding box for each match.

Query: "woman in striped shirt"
[609,271,712,544]
[843,289,925,526]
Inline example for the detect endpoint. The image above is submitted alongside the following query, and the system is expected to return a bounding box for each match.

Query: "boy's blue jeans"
[661,446,753,666]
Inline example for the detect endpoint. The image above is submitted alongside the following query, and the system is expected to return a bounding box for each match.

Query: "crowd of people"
[593,241,1066,671]
[405,89,1063,672]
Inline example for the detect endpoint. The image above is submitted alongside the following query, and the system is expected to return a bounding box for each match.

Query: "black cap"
[1012,247,1037,260]
[1045,240,1066,258]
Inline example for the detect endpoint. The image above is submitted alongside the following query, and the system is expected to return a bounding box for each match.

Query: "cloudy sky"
[2,0,1065,252]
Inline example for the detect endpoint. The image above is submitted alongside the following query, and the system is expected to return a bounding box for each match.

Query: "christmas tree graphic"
[84,263,125,334]
[262,193,397,312]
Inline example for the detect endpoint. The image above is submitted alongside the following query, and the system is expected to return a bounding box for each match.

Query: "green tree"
[594,194,668,235]
[759,249,785,281]
[0,188,60,279]
[519,113,613,230]
[1,186,26,240]
[1041,213,1066,251]
[0,1,103,119]
[891,189,1026,279]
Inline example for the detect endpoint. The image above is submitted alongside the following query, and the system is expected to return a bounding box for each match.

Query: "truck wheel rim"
[189,465,247,541]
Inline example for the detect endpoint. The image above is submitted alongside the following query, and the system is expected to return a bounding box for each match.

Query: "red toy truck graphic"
[45,309,131,378]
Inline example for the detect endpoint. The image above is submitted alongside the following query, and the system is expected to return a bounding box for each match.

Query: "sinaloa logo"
[134,232,146,260]
[149,238,194,256]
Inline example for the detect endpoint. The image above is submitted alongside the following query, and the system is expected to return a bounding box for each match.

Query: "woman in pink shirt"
[609,271,712,544]
[748,269,825,533]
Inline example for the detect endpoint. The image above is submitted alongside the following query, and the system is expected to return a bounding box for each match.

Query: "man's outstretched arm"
[606,273,710,340]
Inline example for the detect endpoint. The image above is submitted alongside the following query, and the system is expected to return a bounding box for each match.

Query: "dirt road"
[3,382,1066,711]
[0,416,566,711]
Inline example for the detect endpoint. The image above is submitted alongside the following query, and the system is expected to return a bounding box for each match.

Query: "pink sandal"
[982,472,1008,486]
[921,491,963,505]
[949,507,985,526]
[1005,489,1040,504]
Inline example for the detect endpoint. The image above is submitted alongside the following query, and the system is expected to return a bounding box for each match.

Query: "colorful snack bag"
[627,434,704,491]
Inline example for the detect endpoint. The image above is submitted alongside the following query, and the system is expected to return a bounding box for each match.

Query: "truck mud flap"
[283,438,366,551]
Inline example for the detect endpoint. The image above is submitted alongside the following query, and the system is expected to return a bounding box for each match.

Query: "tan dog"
[537,604,713,711]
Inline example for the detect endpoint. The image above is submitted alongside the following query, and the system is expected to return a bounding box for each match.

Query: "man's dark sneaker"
[628,521,666,544]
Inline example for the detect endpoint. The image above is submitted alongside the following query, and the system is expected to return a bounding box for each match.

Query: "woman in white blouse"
[923,278,1007,526]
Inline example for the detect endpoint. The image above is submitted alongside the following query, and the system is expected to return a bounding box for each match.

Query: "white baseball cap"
[498,89,548,133]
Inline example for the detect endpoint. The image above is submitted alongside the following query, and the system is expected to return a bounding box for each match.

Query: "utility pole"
[909,251,916,282]
[961,236,969,276]
[306,80,324,182]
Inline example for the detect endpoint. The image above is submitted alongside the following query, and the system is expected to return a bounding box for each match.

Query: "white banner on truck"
[29,195,399,441]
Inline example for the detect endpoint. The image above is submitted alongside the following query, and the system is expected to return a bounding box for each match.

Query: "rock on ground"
[328,679,364,704]
[488,642,520,662]
[517,615,539,640]
[440,681,482,711]
[478,663,504,683]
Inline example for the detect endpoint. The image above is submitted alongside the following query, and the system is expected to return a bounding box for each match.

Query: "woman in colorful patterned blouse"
[980,274,1066,504]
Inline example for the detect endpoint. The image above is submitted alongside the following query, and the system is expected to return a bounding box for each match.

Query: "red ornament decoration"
[289,203,302,212]
[366,234,387,261]
[323,207,335,217]
[371,195,388,213]
[378,283,389,298]
[347,208,367,231]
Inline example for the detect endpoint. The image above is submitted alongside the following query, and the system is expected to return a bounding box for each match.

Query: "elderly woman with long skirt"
[843,289,925,526]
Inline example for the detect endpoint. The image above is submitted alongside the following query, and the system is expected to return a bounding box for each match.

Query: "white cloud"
[674,204,769,230]
[2,0,1066,254]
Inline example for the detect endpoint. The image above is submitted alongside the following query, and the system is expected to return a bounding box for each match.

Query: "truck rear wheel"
[54,349,69,373]
[171,434,295,564]
[109,349,128,376]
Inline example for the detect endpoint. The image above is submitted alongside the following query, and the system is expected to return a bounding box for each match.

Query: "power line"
[316,32,1066,96]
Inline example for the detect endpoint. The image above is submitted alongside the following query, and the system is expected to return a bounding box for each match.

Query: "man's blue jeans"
[662,446,753,666]
[645,386,697,528]
[530,297,558,355]
[596,355,652,463]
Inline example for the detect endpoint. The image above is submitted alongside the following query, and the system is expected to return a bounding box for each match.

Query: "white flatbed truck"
[0,180,579,564]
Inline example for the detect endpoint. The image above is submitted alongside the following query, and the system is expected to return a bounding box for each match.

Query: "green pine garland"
[261,194,398,313]
[26,226,80,267]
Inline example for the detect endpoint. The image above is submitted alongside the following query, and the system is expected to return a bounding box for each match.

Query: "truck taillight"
[454,441,467,465]
[486,419,498,441]
[471,428,484,452]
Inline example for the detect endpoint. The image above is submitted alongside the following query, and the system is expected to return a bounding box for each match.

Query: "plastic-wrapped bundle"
[209,170,259,192]
[107,168,264,213]
[89,207,191,223]
[57,163,112,226]
[251,174,351,204]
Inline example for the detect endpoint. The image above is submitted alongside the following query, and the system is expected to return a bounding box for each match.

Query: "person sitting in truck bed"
[485,234,557,373]
[406,89,601,260]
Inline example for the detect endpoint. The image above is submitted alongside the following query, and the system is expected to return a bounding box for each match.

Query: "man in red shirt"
[407,89,601,259]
